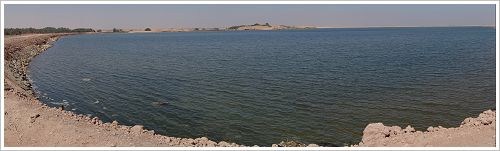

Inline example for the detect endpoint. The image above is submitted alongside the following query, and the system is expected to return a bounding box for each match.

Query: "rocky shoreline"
[3,33,496,147]
[4,34,68,92]
[4,34,244,147]
[355,110,496,147]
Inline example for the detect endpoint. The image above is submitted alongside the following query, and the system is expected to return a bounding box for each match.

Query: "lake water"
[28,27,496,146]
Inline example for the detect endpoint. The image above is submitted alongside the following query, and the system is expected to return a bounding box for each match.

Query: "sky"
[4,4,497,29]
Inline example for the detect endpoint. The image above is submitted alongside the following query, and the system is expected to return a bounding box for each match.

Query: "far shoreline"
[95,26,498,35]
[5,26,494,37]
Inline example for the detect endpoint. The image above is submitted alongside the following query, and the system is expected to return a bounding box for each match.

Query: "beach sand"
[3,33,496,147]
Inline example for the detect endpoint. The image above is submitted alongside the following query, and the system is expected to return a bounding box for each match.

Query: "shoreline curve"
[3,33,496,147]
[4,33,244,147]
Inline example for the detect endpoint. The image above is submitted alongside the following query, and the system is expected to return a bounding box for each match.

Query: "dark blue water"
[28,27,496,146]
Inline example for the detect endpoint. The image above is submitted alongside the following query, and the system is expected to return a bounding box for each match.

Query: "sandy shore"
[3,33,497,147]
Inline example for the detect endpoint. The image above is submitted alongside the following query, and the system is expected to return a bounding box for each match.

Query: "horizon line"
[5,25,496,30]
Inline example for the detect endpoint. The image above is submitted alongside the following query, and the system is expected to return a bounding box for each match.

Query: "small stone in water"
[151,101,168,106]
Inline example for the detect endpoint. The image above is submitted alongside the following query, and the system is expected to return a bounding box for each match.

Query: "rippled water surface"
[28,27,496,146]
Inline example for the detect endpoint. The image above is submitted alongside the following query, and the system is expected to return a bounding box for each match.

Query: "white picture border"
[1,1,498,150]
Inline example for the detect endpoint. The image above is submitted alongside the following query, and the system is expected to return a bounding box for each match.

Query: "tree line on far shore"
[227,23,272,30]
[4,27,96,35]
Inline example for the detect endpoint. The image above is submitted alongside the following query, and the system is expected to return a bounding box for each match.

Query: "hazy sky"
[4,4,496,29]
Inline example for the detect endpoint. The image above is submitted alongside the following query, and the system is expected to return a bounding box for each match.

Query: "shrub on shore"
[4,27,95,35]
[112,28,123,32]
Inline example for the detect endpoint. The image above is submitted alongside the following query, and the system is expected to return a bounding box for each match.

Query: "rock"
[201,137,209,141]
[461,110,496,127]
[193,137,216,147]
[307,144,320,147]
[202,140,217,147]
[180,138,195,146]
[388,126,403,135]
[271,144,279,147]
[170,138,181,145]
[120,125,131,131]
[276,140,307,147]
[480,118,493,125]
[205,142,216,147]
[30,113,40,123]
[111,120,119,126]
[217,141,230,147]
[361,122,412,144]
[151,101,168,106]
[479,110,495,125]
[403,125,415,133]
[163,137,171,143]
[130,125,144,134]
[361,123,389,143]
[427,126,435,132]
[91,117,100,125]
[427,126,445,132]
